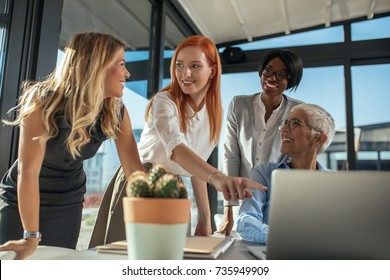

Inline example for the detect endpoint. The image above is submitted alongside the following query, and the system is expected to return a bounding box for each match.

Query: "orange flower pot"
[123,197,191,260]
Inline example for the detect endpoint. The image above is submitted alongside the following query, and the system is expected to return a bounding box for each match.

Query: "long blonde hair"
[145,35,222,144]
[4,32,126,158]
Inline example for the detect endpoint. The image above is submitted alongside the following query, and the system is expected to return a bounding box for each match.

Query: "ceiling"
[60,0,390,50]
[61,0,152,50]
[177,0,390,45]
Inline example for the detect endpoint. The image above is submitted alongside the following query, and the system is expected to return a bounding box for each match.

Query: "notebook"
[96,236,235,259]
[183,235,235,259]
[263,169,390,260]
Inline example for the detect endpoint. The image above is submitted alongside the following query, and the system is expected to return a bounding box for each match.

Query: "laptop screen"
[267,169,390,260]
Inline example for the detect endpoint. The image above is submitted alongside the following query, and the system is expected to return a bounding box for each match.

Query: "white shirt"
[138,91,215,177]
[253,93,287,165]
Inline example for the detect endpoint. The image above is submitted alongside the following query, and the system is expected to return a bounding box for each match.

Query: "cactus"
[126,171,152,197]
[126,165,188,199]
[178,182,188,199]
[154,174,179,198]
[148,164,167,189]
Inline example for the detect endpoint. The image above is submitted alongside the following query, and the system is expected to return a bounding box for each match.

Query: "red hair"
[146,35,222,144]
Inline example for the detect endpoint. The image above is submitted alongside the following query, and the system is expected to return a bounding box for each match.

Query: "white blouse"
[137,91,215,177]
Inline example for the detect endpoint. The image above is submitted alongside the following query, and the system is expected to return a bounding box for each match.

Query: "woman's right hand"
[209,172,267,201]
[214,205,234,236]
[0,238,39,260]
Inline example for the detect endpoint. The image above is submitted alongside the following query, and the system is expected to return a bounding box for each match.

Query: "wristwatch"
[23,230,42,242]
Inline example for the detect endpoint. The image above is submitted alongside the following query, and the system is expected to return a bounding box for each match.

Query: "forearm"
[16,109,46,233]
[237,193,268,243]
[191,177,211,220]
[236,214,268,244]
[116,137,146,178]
[171,144,218,183]
[115,106,146,178]
[171,144,267,200]
[17,175,40,233]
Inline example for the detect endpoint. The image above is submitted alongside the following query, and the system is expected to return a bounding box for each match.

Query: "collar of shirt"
[277,155,330,171]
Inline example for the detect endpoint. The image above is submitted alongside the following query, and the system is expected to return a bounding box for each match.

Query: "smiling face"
[280,108,320,158]
[174,46,215,106]
[261,57,289,98]
[104,48,130,99]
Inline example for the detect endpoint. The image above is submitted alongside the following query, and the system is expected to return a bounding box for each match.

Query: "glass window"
[351,64,390,171]
[226,26,344,51]
[0,0,10,98]
[164,49,175,59]
[125,50,149,62]
[352,64,390,126]
[165,15,185,53]
[352,16,390,41]
[124,47,149,100]
[162,78,171,88]
[126,80,148,98]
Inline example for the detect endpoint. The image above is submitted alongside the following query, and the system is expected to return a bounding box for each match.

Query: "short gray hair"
[291,103,335,153]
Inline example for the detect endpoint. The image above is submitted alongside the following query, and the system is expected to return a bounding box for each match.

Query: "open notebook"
[95,235,235,259]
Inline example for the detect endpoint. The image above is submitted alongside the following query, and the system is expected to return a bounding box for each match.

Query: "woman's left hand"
[194,217,212,236]
[0,238,39,260]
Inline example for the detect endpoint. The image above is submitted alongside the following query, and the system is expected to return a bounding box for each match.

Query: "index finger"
[241,178,267,191]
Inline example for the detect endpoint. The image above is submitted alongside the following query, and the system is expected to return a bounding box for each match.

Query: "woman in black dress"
[0,32,145,259]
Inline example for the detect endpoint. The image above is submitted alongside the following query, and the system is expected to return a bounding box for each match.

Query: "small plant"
[126,165,188,199]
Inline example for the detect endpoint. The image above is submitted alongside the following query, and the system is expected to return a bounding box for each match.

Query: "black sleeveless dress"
[0,108,123,249]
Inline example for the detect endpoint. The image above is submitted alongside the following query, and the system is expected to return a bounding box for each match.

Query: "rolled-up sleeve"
[237,163,274,244]
[151,94,188,159]
[237,190,269,244]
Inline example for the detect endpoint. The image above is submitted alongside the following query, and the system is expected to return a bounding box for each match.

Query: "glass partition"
[227,26,344,51]
[351,63,390,170]
[352,16,390,41]
[0,0,10,98]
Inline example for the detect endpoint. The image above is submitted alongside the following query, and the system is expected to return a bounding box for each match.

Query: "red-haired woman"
[90,36,266,246]
[137,35,266,236]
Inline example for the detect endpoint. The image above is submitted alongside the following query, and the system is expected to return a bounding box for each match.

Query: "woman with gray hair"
[236,103,335,244]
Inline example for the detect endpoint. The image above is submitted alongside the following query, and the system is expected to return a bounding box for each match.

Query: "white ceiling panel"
[177,0,390,44]
[61,0,390,50]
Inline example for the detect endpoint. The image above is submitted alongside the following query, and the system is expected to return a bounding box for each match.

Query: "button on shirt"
[137,91,215,177]
[253,94,287,165]
[236,157,329,244]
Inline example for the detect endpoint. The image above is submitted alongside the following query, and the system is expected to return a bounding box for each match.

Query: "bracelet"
[23,230,42,242]
[207,171,222,184]
[224,200,240,207]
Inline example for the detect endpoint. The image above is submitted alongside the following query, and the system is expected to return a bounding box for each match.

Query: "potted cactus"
[122,165,191,260]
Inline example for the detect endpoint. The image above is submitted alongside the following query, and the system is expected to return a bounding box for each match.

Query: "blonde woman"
[0,32,144,259]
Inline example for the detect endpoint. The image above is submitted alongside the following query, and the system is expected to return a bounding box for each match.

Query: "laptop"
[260,169,390,260]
